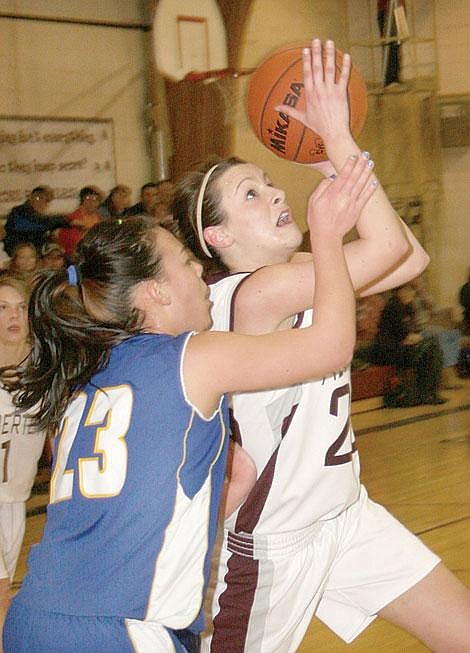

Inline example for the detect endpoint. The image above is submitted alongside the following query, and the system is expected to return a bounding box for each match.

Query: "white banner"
[0,116,116,216]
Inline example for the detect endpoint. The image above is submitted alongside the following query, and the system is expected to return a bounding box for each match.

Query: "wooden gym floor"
[15,370,470,652]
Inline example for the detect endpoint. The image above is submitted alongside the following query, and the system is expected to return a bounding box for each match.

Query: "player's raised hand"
[307,152,377,240]
[275,38,351,143]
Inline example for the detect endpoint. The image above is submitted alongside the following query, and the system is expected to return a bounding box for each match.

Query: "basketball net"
[184,68,254,129]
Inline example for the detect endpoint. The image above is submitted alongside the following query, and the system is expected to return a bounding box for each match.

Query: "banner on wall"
[0,116,116,216]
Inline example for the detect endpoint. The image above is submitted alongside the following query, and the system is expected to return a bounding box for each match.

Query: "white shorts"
[203,485,440,652]
[0,502,26,580]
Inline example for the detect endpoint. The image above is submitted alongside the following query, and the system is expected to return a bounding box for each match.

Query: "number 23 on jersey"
[50,385,133,504]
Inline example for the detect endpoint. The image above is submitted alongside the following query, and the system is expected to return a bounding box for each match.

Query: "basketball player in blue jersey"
[3,156,377,653]
[173,38,470,652]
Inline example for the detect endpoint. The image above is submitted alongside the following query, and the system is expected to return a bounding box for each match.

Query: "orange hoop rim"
[183,67,255,82]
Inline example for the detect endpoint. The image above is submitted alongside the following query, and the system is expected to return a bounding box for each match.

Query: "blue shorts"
[4,598,200,652]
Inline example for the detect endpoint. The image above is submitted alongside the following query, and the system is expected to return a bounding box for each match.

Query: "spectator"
[124,180,174,223]
[355,293,387,349]
[371,284,446,406]
[56,186,103,258]
[409,275,461,386]
[4,187,66,256]
[39,243,66,272]
[98,185,131,221]
[457,270,470,378]
[459,269,470,335]
[124,182,160,218]
[408,274,434,332]
[0,276,46,642]
[7,244,38,286]
[0,224,10,272]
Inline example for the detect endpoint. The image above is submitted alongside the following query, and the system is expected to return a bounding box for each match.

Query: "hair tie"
[66,264,80,286]
[195,164,219,259]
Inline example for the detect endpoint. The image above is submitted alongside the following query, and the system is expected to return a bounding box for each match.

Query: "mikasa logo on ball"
[248,42,367,163]
[266,82,303,155]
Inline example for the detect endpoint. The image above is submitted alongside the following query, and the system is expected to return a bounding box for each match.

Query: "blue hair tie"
[67,264,79,286]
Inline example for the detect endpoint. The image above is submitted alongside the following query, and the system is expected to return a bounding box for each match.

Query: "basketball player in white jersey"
[173,39,470,652]
[0,277,46,648]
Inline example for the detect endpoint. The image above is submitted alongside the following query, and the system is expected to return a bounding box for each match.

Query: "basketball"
[247,43,368,164]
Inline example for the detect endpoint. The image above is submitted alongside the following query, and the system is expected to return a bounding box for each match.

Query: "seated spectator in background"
[367,284,446,407]
[352,293,387,371]
[98,185,131,221]
[457,269,470,378]
[0,224,11,271]
[56,186,103,258]
[124,182,160,218]
[355,294,387,350]
[409,275,461,384]
[7,243,38,287]
[39,243,66,272]
[4,187,67,256]
[0,276,46,638]
[124,180,174,222]
[408,274,433,332]
[459,269,470,336]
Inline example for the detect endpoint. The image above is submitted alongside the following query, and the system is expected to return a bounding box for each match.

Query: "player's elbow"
[398,242,430,282]
[413,249,430,276]
[330,338,355,371]
[389,234,411,267]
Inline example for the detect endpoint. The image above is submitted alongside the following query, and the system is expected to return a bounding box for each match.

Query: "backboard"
[153,0,228,82]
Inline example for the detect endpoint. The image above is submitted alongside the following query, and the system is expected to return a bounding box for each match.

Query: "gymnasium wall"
[434,0,470,316]
[0,1,151,209]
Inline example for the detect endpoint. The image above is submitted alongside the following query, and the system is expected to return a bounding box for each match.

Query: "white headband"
[195,164,219,259]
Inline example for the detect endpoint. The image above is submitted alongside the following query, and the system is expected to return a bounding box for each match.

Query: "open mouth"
[276,209,291,227]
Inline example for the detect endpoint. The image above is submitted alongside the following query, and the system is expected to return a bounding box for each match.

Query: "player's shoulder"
[208,272,251,329]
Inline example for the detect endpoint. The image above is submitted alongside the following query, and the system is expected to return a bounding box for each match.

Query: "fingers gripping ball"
[247,43,368,164]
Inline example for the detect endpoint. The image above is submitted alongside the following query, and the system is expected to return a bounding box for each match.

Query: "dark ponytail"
[15,217,163,432]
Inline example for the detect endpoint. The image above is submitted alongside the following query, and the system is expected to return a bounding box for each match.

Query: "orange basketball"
[247,43,368,164]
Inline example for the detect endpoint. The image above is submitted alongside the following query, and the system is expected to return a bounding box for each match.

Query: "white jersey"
[210,273,361,534]
[0,386,46,503]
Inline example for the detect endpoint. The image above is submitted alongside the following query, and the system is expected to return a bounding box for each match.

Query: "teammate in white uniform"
[4,160,376,653]
[173,38,470,652]
[0,277,46,644]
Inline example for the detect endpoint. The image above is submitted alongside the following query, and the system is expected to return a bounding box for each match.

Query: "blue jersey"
[15,333,229,635]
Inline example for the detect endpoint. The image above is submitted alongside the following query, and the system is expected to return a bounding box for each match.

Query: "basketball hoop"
[153,0,229,83]
[184,68,255,82]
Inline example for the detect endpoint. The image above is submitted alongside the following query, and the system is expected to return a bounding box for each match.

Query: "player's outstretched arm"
[276,38,429,295]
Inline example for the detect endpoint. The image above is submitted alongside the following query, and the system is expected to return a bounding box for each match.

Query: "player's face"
[0,285,29,346]
[216,163,302,269]
[156,228,213,334]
